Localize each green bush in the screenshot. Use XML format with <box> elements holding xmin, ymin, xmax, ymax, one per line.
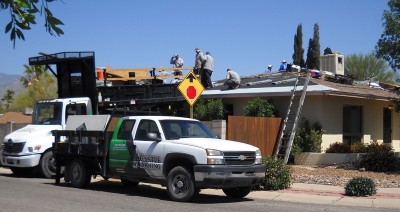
<box><xmin>325</xmin><ymin>142</ymin><xmax>352</xmax><ymax>153</ymax></box>
<box><xmin>194</xmin><ymin>99</ymin><xmax>224</xmax><ymax>121</ymax></box>
<box><xmin>358</xmin><ymin>142</ymin><xmax>400</xmax><ymax>172</ymax></box>
<box><xmin>257</xmin><ymin>156</ymin><xmax>292</xmax><ymax>190</ymax></box>
<box><xmin>345</xmin><ymin>177</ymin><xmax>377</xmax><ymax>196</ymax></box>
<box><xmin>293</xmin><ymin>118</ymin><xmax>323</xmax><ymax>153</ymax></box>
<box><xmin>243</xmin><ymin>97</ymin><xmax>277</xmax><ymax>117</ymax></box>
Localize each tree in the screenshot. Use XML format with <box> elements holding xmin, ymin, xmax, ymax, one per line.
<box><xmin>292</xmin><ymin>24</ymin><xmax>305</xmax><ymax>67</ymax></box>
<box><xmin>345</xmin><ymin>53</ymin><xmax>396</xmax><ymax>83</ymax></box>
<box><xmin>12</xmin><ymin>65</ymin><xmax>57</xmax><ymax>110</ymax></box>
<box><xmin>19</xmin><ymin>64</ymin><xmax>46</xmax><ymax>87</ymax></box>
<box><xmin>1</xmin><ymin>0</ymin><xmax>64</xmax><ymax>47</ymax></box>
<box><xmin>1</xmin><ymin>89</ymin><xmax>15</xmax><ymax>110</ymax></box>
<box><xmin>375</xmin><ymin>0</ymin><xmax>400</xmax><ymax>72</ymax></box>
<box><xmin>306</xmin><ymin>23</ymin><xmax>321</xmax><ymax>69</ymax></box>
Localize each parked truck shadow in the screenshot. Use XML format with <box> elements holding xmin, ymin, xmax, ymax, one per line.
<box><xmin>48</xmin><ymin>179</ymin><xmax>253</xmax><ymax>204</ymax></box>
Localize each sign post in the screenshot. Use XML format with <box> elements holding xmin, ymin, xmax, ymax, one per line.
<box><xmin>178</xmin><ymin>72</ymin><xmax>204</xmax><ymax>118</ymax></box>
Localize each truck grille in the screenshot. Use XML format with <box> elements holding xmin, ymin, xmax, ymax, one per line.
<box><xmin>2</xmin><ymin>141</ymin><xmax>26</xmax><ymax>153</ymax></box>
<box><xmin>223</xmin><ymin>152</ymin><xmax>255</xmax><ymax>165</ymax></box>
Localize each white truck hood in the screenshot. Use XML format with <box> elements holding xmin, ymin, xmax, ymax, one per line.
<box><xmin>4</xmin><ymin>124</ymin><xmax>62</xmax><ymax>143</ymax></box>
<box><xmin>172</xmin><ymin>138</ymin><xmax>259</xmax><ymax>152</ymax></box>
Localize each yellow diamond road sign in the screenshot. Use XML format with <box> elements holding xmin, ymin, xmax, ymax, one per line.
<box><xmin>178</xmin><ymin>71</ymin><xmax>204</xmax><ymax>106</ymax></box>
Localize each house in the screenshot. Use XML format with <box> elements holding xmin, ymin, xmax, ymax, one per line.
<box><xmin>201</xmin><ymin>71</ymin><xmax>400</xmax><ymax>152</ymax></box>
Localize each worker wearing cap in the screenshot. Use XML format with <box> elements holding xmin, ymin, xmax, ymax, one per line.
<box><xmin>170</xmin><ymin>53</ymin><xmax>184</xmax><ymax>76</ymax></box>
<box><xmin>194</xmin><ymin>48</ymin><xmax>205</xmax><ymax>76</ymax></box>
<box><xmin>279</xmin><ymin>60</ymin><xmax>287</xmax><ymax>71</ymax></box>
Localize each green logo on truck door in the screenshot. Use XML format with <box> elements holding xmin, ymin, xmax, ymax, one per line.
<box><xmin>109</xmin><ymin>119</ymin><xmax>135</xmax><ymax>173</ymax></box>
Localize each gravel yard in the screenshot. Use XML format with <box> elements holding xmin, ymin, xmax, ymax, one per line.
<box><xmin>291</xmin><ymin>164</ymin><xmax>400</xmax><ymax>188</ymax></box>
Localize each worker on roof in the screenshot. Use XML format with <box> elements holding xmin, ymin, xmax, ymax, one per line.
<box><xmin>170</xmin><ymin>53</ymin><xmax>184</xmax><ymax>76</ymax></box>
<box><xmin>224</xmin><ymin>68</ymin><xmax>240</xmax><ymax>90</ymax></box>
<box><xmin>267</xmin><ymin>64</ymin><xmax>273</xmax><ymax>72</ymax></box>
<box><xmin>202</xmin><ymin>52</ymin><xmax>214</xmax><ymax>89</ymax></box>
<box><xmin>279</xmin><ymin>60</ymin><xmax>287</xmax><ymax>71</ymax></box>
<box><xmin>194</xmin><ymin>48</ymin><xmax>205</xmax><ymax>77</ymax></box>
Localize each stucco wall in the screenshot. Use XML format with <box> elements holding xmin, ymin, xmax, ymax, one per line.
<box><xmin>222</xmin><ymin>94</ymin><xmax>400</xmax><ymax>152</ymax></box>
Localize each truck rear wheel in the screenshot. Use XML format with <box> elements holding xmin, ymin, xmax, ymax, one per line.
<box><xmin>10</xmin><ymin>167</ymin><xmax>34</xmax><ymax>177</ymax></box>
<box><xmin>69</xmin><ymin>159</ymin><xmax>92</xmax><ymax>188</ymax></box>
<box><xmin>222</xmin><ymin>186</ymin><xmax>252</xmax><ymax>198</ymax></box>
<box><xmin>166</xmin><ymin>166</ymin><xmax>196</xmax><ymax>202</ymax></box>
<box><xmin>39</xmin><ymin>150</ymin><xmax>57</xmax><ymax>179</ymax></box>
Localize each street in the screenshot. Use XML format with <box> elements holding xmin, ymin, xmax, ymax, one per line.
<box><xmin>0</xmin><ymin>168</ymin><xmax>396</xmax><ymax>212</ymax></box>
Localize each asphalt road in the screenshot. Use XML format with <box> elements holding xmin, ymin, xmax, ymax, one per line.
<box><xmin>0</xmin><ymin>167</ymin><xmax>394</xmax><ymax>212</ymax></box>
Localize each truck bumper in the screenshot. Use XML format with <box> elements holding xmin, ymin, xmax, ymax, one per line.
<box><xmin>193</xmin><ymin>164</ymin><xmax>266</xmax><ymax>188</ymax></box>
<box><xmin>1</xmin><ymin>154</ymin><xmax>41</xmax><ymax>168</ymax></box>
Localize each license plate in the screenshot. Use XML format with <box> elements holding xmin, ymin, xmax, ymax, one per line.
<box><xmin>6</xmin><ymin>159</ymin><xmax>14</xmax><ymax>165</ymax></box>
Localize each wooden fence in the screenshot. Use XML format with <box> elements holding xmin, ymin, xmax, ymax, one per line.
<box><xmin>227</xmin><ymin>116</ymin><xmax>282</xmax><ymax>156</ymax></box>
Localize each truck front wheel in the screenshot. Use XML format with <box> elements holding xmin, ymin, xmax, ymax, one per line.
<box><xmin>39</xmin><ymin>150</ymin><xmax>57</xmax><ymax>179</ymax></box>
<box><xmin>69</xmin><ymin>159</ymin><xmax>92</xmax><ymax>188</ymax></box>
<box><xmin>166</xmin><ymin>166</ymin><xmax>196</xmax><ymax>202</ymax></box>
<box><xmin>222</xmin><ymin>186</ymin><xmax>252</xmax><ymax>198</ymax></box>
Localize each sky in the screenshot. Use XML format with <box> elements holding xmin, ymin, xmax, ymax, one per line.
<box><xmin>0</xmin><ymin>0</ymin><xmax>389</xmax><ymax>81</ymax></box>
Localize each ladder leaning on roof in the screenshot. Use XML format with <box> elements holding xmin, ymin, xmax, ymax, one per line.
<box><xmin>274</xmin><ymin>67</ymin><xmax>311</xmax><ymax>164</ymax></box>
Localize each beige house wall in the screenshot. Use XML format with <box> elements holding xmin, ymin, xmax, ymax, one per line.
<box><xmin>222</xmin><ymin>94</ymin><xmax>400</xmax><ymax>152</ymax></box>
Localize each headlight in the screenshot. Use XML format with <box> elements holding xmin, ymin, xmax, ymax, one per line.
<box><xmin>28</xmin><ymin>145</ymin><xmax>42</xmax><ymax>152</ymax></box>
<box><xmin>206</xmin><ymin>149</ymin><xmax>223</xmax><ymax>156</ymax></box>
<box><xmin>206</xmin><ymin>149</ymin><xmax>225</xmax><ymax>165</ymax></box>
<box><xmin>255</xmin><ymin>149</ymin><xmax>262</xmax><ymax>164</ymax></box>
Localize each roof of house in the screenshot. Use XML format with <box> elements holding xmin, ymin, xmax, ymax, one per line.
<box><xmin>203</xmin><ymin>71</ymin><xmax>399</xmax><ymax>101</ymax></box>
<box><xmin>0</xmin><ymin>112</ymin><xmax>32</xmax><ymax>124</ymax></box>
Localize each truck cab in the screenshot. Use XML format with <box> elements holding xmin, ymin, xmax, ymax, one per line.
<box><xmin>1</xmin><ymin>97</ymin><xmax>92</xmax><ymax>178</ymax></box>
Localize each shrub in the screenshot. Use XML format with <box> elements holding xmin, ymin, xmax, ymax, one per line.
<box><xmin>345</xmin><ymin>177</ymin><xmax>377</xmax><ymax>196</ymax></box>
<box><xmin>194</xmin><ymin>99</ymin><xmax>224</xmax><ymax>121</ymax></box>
<box><xmin>358</xmin><ymin>142</ymin><xmax>400</xmax><ymax>172</ymax></box>
<box><xmin>350</xmin><ymin>142</ymin><xmax>367</xmax><ymax>153</ymax></box>
<box><xmin>293</xmin><ymin>118</ymin><xmax>323</xmax><ymax>153</ymax></box>
<box><xmin>257</xmin><ymin>156</ymin><xmax>292</xmax><ymax>190</ymax></box>
<box><xmin>325</xmin><ymin>142</ymin><xmax>352</xmax><ymax>153</ymax></box>
<box><xmin>243</xmin><ymin>97</ymin><xmax>277</xmax><ymax>117</ymax></box>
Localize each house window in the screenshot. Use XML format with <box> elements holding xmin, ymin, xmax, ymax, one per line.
<box><xmin>343</xmin><ymin>105</ymin><xmax>363</xmax><ymax>145</ymax></box>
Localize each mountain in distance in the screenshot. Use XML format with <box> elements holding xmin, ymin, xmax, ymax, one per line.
<box><xmin>0</xmin><ymin>72</ymin><xmax>24</xmax><ymax>98</ymax></box>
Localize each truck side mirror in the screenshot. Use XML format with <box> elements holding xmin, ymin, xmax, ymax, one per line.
<box><xmin>146</xmin><ymin>132</ymin><xmax>161</xmax><ymax>142</ymax></box>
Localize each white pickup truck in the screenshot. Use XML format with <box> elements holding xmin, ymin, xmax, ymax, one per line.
<box><xmin>1</xmin><ymin>97</ymin><xmax>92</xmax><ymax>178</ymax></box>
<box><xmin>52</xmin><ymin>115</ymin><xmax>266</xmax><ymax>202</ymax></box>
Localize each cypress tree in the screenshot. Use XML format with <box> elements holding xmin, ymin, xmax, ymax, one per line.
<box><xmin>306</xmin><ymin>23</ymin><xmax>321</xmax><ymax>69</ymax></box>
<box><xmin>312</xmin><ymin>23</ymin><xmax>321</xmax><ymax>69</ymax></box>
<box><xmin>292</xmin><ymin>24</ymin><xmax>305</xmax><ymax>67</ymax></box>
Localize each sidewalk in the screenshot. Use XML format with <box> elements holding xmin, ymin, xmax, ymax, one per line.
<box><xmin>200</xmin><ymin>183</ymin><xmax>400</xmax><ymax>209</ymax></box>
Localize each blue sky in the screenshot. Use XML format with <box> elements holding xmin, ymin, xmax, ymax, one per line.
<box><xmin>0</xmin><ymin>0</ymin><xmax>389</xmax><ymax>81</ymax></box>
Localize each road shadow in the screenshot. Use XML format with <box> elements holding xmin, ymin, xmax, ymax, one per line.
<box><xmin>46</xmin><ymin>179</ymin><xmax>253</xmax><ymax>204</ymax></box>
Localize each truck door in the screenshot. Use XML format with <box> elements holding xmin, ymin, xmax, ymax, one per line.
<box><xmin>109</xmin><ymin>119</ymin><xmax>136</xmax><ymax>175</ymax></box>
<box><xmin>132</xmin><ymin>119</ymin><xmax>165</xmax><ymax>178</ymax></box>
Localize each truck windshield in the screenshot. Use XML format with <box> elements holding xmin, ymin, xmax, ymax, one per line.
<box><xmin>32</xmin><ymin>102</ymin><xmax>62</xmax><ymax>125</ymax></box>
<box><xmin>160</xmin><ymin>120</ymin><xmax>216</xmax><ymax>140</ymax></box>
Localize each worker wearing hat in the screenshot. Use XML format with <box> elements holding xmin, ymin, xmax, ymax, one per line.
<box><xmin>170</xmin><ymin>53</ymin><xmax>184</xmax><ymax>76</ymax></box>
<box><xmin>194</xmin><ymin>48</ymin><xmax>205</xmax><ymax>77</ymax></box>
<box><xmin>279</xmin><ymin>60</ymin><xmax>287</xmax><ymax>71</ymax></box>
<box><xmin>267</xmin><ymin>64</ymin><xmax>273</xmax><ymax>72</ymax></box>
